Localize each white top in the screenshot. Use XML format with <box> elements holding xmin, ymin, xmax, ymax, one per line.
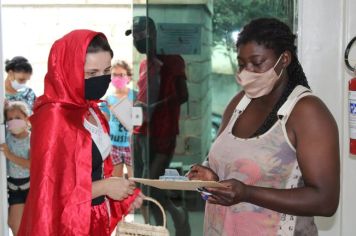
<box><xmin>83</xmin><ymin>108</ymin><xmax>111</xmax><ymax>160</ymax></box>
<box><xmin>205</xmin><ymin>85</ymin><xmax>318</xmax><ymax>236</ymax></box>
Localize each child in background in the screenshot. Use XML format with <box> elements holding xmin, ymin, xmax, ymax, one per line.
<box><xmin>4</xmin><ymin>56</ymin><xmax>36</xmax><ymax>112</ymax></box>
<box><xmin>0</xmin><ymin>101</ymin><xmax>31</xmax><ymax>236</ymax></box>
<box><xmin>102</xmin><ymin>60</ymin><xmax>134</xmax><ymax>177</ymax></box>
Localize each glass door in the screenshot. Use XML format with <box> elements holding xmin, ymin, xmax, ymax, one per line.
<box><xmin>130</xmin><ymin>0</ymin><xmax>297</xmax><ymax>235</ymax></box>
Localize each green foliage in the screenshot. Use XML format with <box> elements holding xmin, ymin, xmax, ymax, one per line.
<box><xmin>213</xmin><ymin>0</ymin><xmax>296</xmax><ymax>46</ymax></box>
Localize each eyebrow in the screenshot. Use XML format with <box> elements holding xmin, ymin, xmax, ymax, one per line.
<box><xmin>237</xmin><ymin>54</ymin><xmax>264</xmax><ymax>60</ymax></box>
<box><xmin>85</xmin><ymin>68</ymin><xmax>99</xmax><ymax>72</ymax></box>
<box><xmin>85</xmin><ymin>66</ymin><xmax>112</xmax><ymax>72</ymax></box>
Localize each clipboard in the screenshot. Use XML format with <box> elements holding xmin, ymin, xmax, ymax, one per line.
<box><xmin>110</xmin><ymin>97</ymin><xmax>143</xmax><ymax>131</ymax></box>
<box><xmin>130</xmin><ymin>177</ymin><xmax>225</xmax><ymax>191</ymax></box>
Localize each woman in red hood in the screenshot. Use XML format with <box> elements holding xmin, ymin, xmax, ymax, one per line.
<box><xmin>18</xmin><ymin>30</ymin><xmax>143</xmax><ymax>236</ymax></box>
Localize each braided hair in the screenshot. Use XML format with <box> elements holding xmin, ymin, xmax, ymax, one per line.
<box><xmin>236</xmin><ymin>18</ymin><xmax>310</xmax><ymax>136</ymax></box>
<box><xmin>5</xmin><ymin>56</ymin><xmax>32</xmax><ymax>74</ymax></box>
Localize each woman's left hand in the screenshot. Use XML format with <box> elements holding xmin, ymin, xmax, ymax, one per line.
<box><xmin>206</xmin><ymin>179</ymin><xmax>248</xmax><ymax>206</ymax></box>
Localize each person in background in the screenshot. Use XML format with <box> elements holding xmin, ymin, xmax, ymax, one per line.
<box><xmin>187</xmin><ymin>18</ymin><xmax>340</xmax><ymax>236</ymax></box>
<box><xmin>126</xmin><ymin>16</ymin><xmax>190</xmax><ymax>236</ymax></box>
<box><xmin>0</xmin><ymin>101</ymin><xmax>31</xmax><ymax>236</ymax></box>
<box><xmin>18</xmin><ymin>30</ymin><xmax>143</xmax><ymax>236</ymax></box>
<box><xmin>101</xmin><ymin>60</ymin><xmax>134</xmax><ymax>178</ymax></box>
<box><xmin>4</xmin><ymin>56</ymin><xmax>36</xmax><ymax>112</ymax></box>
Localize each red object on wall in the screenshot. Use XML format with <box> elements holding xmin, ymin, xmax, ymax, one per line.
<box><xmin>346</xmin><ymin>36</ymin><xmax>356</xmax><ymax>154</ymax></box>
<box><xmin>349</xmin><ymin>78</ymin><xmax>356</xmax><ymax>154</ymax></box>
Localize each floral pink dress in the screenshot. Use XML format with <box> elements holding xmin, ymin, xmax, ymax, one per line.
<box><xmin>205</xmin><ymin>86</ymin><xmax>318</xmax><ymax>236</ymax></box>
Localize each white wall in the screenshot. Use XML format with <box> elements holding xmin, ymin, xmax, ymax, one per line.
<box><xmin>340</xmin><ymin>0</ymin><xmax>356</xmax><ymax>235</ymax></box>
<box><xmin>298</xmin><ymin>0</ymin><xmax>356</xmax><ymax>235</ymax></box>
<box><xmin>1</xmin><ymin>3</ymin><xmax>134</xmax><ymax>97</ymax></box>
<box><xmin>0</xmin><ymin>1</ymin><xmax>8</xmax><ymax>235</ymax></box>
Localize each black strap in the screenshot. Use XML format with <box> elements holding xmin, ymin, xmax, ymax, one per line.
<box><xmin>345</xmin><ymin>36</ymin><xmax>356</xmax><ymax>72</ymax></box>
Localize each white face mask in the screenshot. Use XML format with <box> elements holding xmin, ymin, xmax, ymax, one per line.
<box><xmin>236</xmin><ymin>55</ymin><xmax>284</xmax><ymax>98</ymax></box>
<box><xmin>11</xmin><ymin>80</ymin><xmax>27</xmax><ymax>91</ymax></box>
<box><xmin>7</xmin><ymin>119</ymin><xmax>28</xmax><ymax>135</ymax></box>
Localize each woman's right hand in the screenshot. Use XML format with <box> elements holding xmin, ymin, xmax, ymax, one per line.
<box><xmin>104</xmin><ymin>177</ymin><xmax>136</xmax><ymax>201</ymax></box>
<box><xmin>186</xmin><ymin>164</ymin><xmax>219</xmax><ymax>181</ymax></box>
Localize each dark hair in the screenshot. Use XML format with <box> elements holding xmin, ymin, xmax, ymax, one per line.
<box><xmin>236</xmin><ymin>18</ymin><xmax>310</xmax><ymax>136</ymax></box>
<box><xmin>5</xmin><ymin>56</ymin><xmax>32</xmax><ymax>74</ymax></box>
<box><xmin>87</xmin><ymin>35</ymin><xmax>114</xmax><ymax>58</ymax></box>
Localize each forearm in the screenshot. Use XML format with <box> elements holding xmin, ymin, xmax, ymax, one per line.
<box><xmin>142</xmin><ymin>95</ymin><xmax>180</xmax><ymax>111</ymax></box>
<box><xmin>245</xmin><ymin>185</ymin><xmax>338</xmax><ymax>216</ymax></box>
<box><xmin>92</xmin><ymin>179</ymin><xmax>107</xmax><ymax>199</ymax></box>
<box><xmin>169</xmin><ymin>91</ymin><xmax>188</xmax><ymax>106</ymax></box>
<box><xmin>148</xmin><ymin>95</ymin><xmax>173</xmax><ymax>108</ymax></box>
<box><xmin>7</xmin><ymin>153</ymin><xmax>30</xmax><ymax>169</ymax></box>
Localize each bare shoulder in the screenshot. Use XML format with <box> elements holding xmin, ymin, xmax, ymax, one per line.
<box><xmin>288</xmin><ymin>94</ymin><xmax>339</xmax><ymax>139</ymax></box>
<box><xmin>290</xmin><ymin>95</ymin><xmax>336</xmax><ymax>123</ymax></box>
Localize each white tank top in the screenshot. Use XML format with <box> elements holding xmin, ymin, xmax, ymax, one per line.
<box><xmin>205</xmin><ymin>85</ymin><xmax>318</xmax><ymax>236</ymax></box>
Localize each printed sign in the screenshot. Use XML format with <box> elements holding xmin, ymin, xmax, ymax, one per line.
<box><xmin>156</xmin><ymin>23</ymin><xmax>201</xmax><ymax>55</ymax></box>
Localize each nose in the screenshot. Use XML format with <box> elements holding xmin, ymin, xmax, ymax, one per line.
<box><xmin>244</xmin><ymin>63</ymin><xmax>256</xmax><ymax>72</ymax></box>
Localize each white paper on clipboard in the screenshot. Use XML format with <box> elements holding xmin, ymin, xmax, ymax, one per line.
<box><xmin>110</xmin><ymin>97</ymin><xmax>143</xmax><ymax>131</ymax></box>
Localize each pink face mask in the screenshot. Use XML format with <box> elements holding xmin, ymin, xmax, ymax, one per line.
<box><xmin>111</xmin><ymin>76</ymin><xmax>130</xmax><ymax>89</ymax></box>
<box><xmin>7</xmin><ymin>119</ymin><xmax>27</xmax><ymax>135</ymax></box>
<box><xmin>236</xmin><ymin>55</ymin><xmax>284</xmax><ymax>98</ymax></box>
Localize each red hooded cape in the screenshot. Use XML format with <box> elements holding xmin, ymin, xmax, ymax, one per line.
<box><xmin>18</xmin><ymin>30</ymin><xmax>139</xmax><ymax>236</ymax></box>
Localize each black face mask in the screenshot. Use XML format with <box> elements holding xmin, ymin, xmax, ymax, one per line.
<box><xmin>134</xmin><ymin>38</ymin><xmax>147</xmax><ymax>54</ymax></box>
<box><xmin>84</xmin><ymin>74</ymin><xmax>111</xmax><ymax>100</ymax></box>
